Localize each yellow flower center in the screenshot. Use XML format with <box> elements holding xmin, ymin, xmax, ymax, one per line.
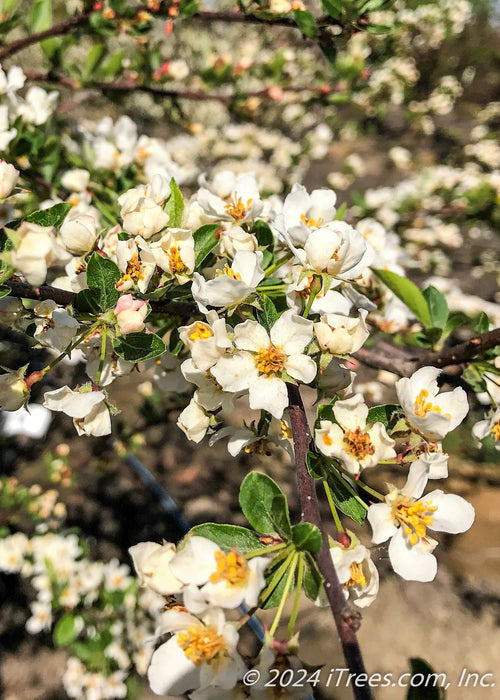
<box><xmin>414</xmin><ymin>389</ymin><xmax>450</xmax><ymax>419</ymax></box>
<box><xmin>300</xmin><ymin>213</ymin><xmax>324</xmax><ymax>228</ymax></box>
<box><xmin>392</xmin><ymin>497</ymin><xmax>437</xmax><ymax>546</ymax></box>
<box><xmin>125</xmin><ymin>253</ymin><xmax>142</xmax><ymax>281</ymax></box>
<box><xmin>224</xmin><ymin>195</ymin><xmax>253</xmax><ymax>222</ymax></box>
<box><xmin>189</xmin><ymin>323</ymin><xmax>214</xmax><ymax>342</ymax></box>
<box><xmin>345</xmin><ymin>561</ymin><xmax>366</xmax><ymax>588</ymax></box>
<box><xmin>210</xmin><ymin>549</ymin><xmax>249</xmax><ymax>586</ymax></box>
<box><xmin>281</xmin><ymin>420</ymin><xmax>291</xmax><ymax>439</ymax></box>
<box><xmin>215</xmin><ymin>263</ymin><xmax>242</xmax><ymax>281</ymax></box>
<box><xmin>68</xmin><ymin>193</ymin><xmax>80</xmax><ymax>207</ymax></box>
<box><xmin>168</xmin><ymin>245</ymin><xmax>187</xmax><ymax>274</ymax></box>
<box><xmin>205</xmin><ymin>369</ymin><xmax>222</xmax><ymax>391</ymax></box>
<box><xmin>177</xmin><ymin>625</ymin><xmax>226</xmax><ymax>665</ymax></box>
<box><xmin>491</xmin><ymin>422</ymin><xmax>500</xmax><ymax>441</ymax></box>
<box><xmin>343</xmin><ymin>427</ymin><xmax>375</xmax><ymax>459</ymax></box>
<box><xmin>255</xmin><ymin>345</ymin><xmax>285</xmax><ymax>375</ymax></box>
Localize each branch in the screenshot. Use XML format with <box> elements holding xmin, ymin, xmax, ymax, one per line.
<box><xmin>23</xmin><ymin>71</ymin><xmax>334</xmax><ymax>104</ymax></box>
<box><xmin>5</xmin><ymin>280</ymin><xmax>195</xmax><ymax>318</ymax></box>
<box><xmin>193</xmin><ymin>10</ymin><xmax>343</xmax><ymax>30</ymax></box>
<box><xmin>287</xmin><ymin>383</ymin><xmax>373</xmax><ymax>700</ymax></box>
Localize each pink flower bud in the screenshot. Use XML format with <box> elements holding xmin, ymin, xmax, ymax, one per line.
<box><xmin>114</xmin><ymin>295</ymin><xmax>148</xmax><ymax>335</ymax></box>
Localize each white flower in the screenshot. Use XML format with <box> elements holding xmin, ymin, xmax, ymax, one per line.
<box><xmin>11</xmin><ymin>222</ymin><xmax>69</xmax><ymax>287</ymax></box>
<box><xmin>367</xmin><ymin>460</ymin><xmax>475</xmax><ymax>582</ymax></box>
<box><xmin>43</xmin><ymin>385</ymin><xmax>111</xmax><ymax>436</ymax></box>
<box><xmin>177</xmin><ymin>397</ymin><xmax>210</xmax><ymax>443</ymax></box>
<box><xmin>218</xmin><ymin>224</ymin><xmax>258</xmax><ymax>258</ymax></box>
<box><xmin>418</xmin><ymin>447</ymin><xmax>449</xmax><ymax>479</ymax></box>
<box><xmin>83</xmin><ymin>335</ymin><xmax>133</xmax><ymax>387</ymax></box>
<box><xmin>192</xmin><ymin>251</ymin><xmax>265</xmax><ymax>312</ymax></box>
<box><xmin>326</xmin><ymin>535</ymin><xmax>379</xmax><ymax>608</ymax></box>
<box><xmin>0</xmin><ymin>369</ymin><xmax>28</xmax><ymax>411</ymax></box>
<box><xmin>212</xmin><ymin>310</ymin><xmax>316</xmax><ymax>419</ymax></box>
<box><xmin>26</xmin><ymin>601</ymin><xmax>52</xmax><ymax>634</ymax></box>
<box><xmin>179</xmin><ymin>311</ymin><xmax>232</xmax><ymax>371</ymax></box>
<box><xmin>396</xmin><ymin>366</ymin><xmax>468</xmax><ymax>441</ymax></box>
<box><xmin>15</xmin><ymin>86</ymin><xmax>58</xmax><ymax>125</ymax></box>
<box><xmin>170</xmin><ymin>536</ymin><xmax>269</xmax><ymax>611</ymax></box>
<box><xmin>114</xmin><ymin>295</ymin><xmax>148</xmax><ymax>335</ymax></box>
<box><xmin>473</xmin><ymin>408</ymin><xmax>500</xmax><ymax>450</ymax></box>
<box><xmin>115</xmin><ymin>236</ymin><xmax>156</xmax><ymax>293</ymax></box>
<box><xmin>150</xmin><ymin>228</ymin><xmax>195</xmax><ymax>284</ymax></box>
<box><xmin>197</xmin><ymin>172</ymin><xmax>263</xmax><ymax>224</ymax></box>
<box><xmin>60</xmin><ymin>215</ymin><xmax>98</xmax><ymax>255</ymax></box>
<box><xmin>181</xmin><ymin>360</ymin><xmax>234</xmax><ymax>412</ymax></box>
<box><xmin>272</xmin><ymin>183</ymin><xmax>337</xmax><ymax>246</ymax></box>
<box><xmin>0</xmin><ymin>65</ymin><xmax>25</xmax><ymax>95</ymax></box>
<box><xmin>314</xmin><ymin>309</ymin><xmax>369</xmax><ymax>355</ymax></box>
<box><xmin>129</xmin><ymin>541</ymin><xmax>184</xmax><ymax>596</ymax></box>
<box><xmin>148</xmin><ymin>607</ymin><xmax>244</xmax><ymax>696</ymax></box>
<box><xmin>0</xmin><ymin>160</ymin><xmax>19</xmax><ymax>199</ymax></box>
<box><xmin>315</xmin><ymin>394</ymin><xmax>396</xmax><ymax>475</ymax></box>
<box><xmin>118</xmin><ymin>176</ymin><xmax>170</xmax><ymax>239</ymax></box>
<box><xmin>34</xmin><ymin>300</ymin><xmax>79</xmax><ymax>352</ymax></box>
<box><xmin>285</xmin><ymin>267</ymin><xmax>353</xmax><ymax>316</ymax></box>
<box><xmin>61</xmin><ymin>169</ymin><xmax>90</xmax><ymax>192</ymax></box>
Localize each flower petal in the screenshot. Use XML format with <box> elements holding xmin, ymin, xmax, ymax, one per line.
<box><xmin>388</xmin><ymin>528</ymin><xmax>437</xmax><ymax>582</ymax></box>
<box><xmin>426</xmin><ymin>491</ymin><xmax>475</xmax><ymax>534</ymax></box>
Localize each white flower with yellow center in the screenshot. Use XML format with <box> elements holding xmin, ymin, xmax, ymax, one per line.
<box><xmin>181</xmin><ymin>359</ymin><xmax>235</xmax><ymax>412</ymax></box>
<box><xmin>473</xmin><ymin>408</ymin><xmax>500</xmax><ymax>451</ymax></box>
<box><xmin>218</xmin><ymin>223</ymin><xmax>258</xmax><ymax>258</ymax></box>
<box><xmin>314</xmin><ymin>309</ymin><xmax>369</xmax><ymax>355</ymax></box>
<box><xmin>150</xmin><ymin>228</ymin><xmax>195</xmax><ymax>284</ymax></box>
<box><xmin>148</xmin><ymin>607</ymin><xmax>244</xmax><ymax>696</ymax></box>
<box><xmin>315</xmin><ymin>394</ymin><xmax>396</xmax><ymax>475</ymax></box>
<box><xmin>179</xmin><ymin>311</ymin><xmax>232</xmax><ymax>371</ymax></box>
<box><xmin>272</xmin><ymin>183</ymin><xmax>337</xmax><ymax>246</ymax></box>
<box><xmin>11</xmin><ymin>221</ymin><xmax>70</xmax><ymax>287</ymax></box>
<box><xmin>192</xmin><ymin>251</ymin><xmax>265</xmax><ymax>313</ymax></box>
<box><xmin>396</xmin><ymin>366</ymin><xmax>468</xmax><ymax>441</ymax></box>
<box><xmin>368</xmin><ymin>460</ymin><xmax>475</xmax><ymax>581</ymax></box>
<box><xmin>326</xmin><ymin>534</ymin><xmax>379</xmax><ymax>608</ymax></box>
<box><xmin>118</xmin><ymin>175</ymin><xmax>170</xmax><ymax>239</ymax></box>
<box><xmin>211</xmin><ymin>310</ymin><xmax>316</xmax><ymax>419</ymax></box>
<box><xmin>115</xmin><ymin>236</ymin><xmax>156</xmax><ymax>293</ymax></box>
<box><xmin>129</xmin><ymin>541</ymin><xmax>184</xmax><ymax>596</ymax></box>
<box><xmin>197</xmin><ymin>172</ymin><xmax>263</xmax><ymax>224</ymax></box>
<box><xmin>177</xmin><ymin>397</ymin><xmax>210</xmax><ymax>443</ymax></box>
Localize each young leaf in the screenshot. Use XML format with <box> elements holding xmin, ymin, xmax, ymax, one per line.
<box><xmin>193</xmin><ymin>224</ymin><xmax>220</xmax><ymax>268</ymax></box>
<box><xmin>26</xmin><ymin>202</ymin><xmax>72</xmax><ymax>229</ymax></box>
<box><xmin>291</xmin><ymin>522</ymin><xmax>322</xmax><ymax>554</ymax></box>
<box><xmin>164</xmin><ymin>178</ymin><xmax>184</xmax><ymax>229</ymax></box>
<box><xmin>87</xmin><ymin>253</ymin><xmax>121</xmax><ymax>310</ymax></box>
<box><xmin>314</xmin><ymin>396</ymin><xmax>340</xmax><ymax>428</ymax></box>
<box><xmin>261</xmin><ymin>566</ymin><xmax>289</xmax><ymax>610</ymax></box>
<box><xmin>372</xmin><ymin>268</ymin><xmax>431</xmax><ymax>328</ymax></box>
<box><xmin>423</xmin><ymin>286</ymin><xmax>449</xmax><ymax>330</ymax></box>
<box><xmin>189</xmin><ymin>523</ymin><xmax>265</xmax><ymax>554</ymax></box>
<box><xmin>294</xmin><ymin>10</ymin><xmax>317</xmax><ymax>37</ymax></box>
<box><xmin>257</xmin><ymin>295</ymin><xmax>279</xmax><ymax>333</ymax></box>
<box><xmin>53</xmin><ymin>614</ymin><xmax>77</xmax><ymax>647</ymax></box>
<box><xmin>113</xmin><ymin>332</ymin><xmax>166</xmax><ymax>362</ymax></box>
<box><xmin>239</xmin><ymin>472</ymin><xmax>292</xmax><ymax>538</ymax></box>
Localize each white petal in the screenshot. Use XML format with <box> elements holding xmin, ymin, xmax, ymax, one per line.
<box><xmin>426</xmin><ymin>491</ymin><xmax>475</xmax><ymax>534</ymax></box>
<box><xmin>43</xmin><ymin>386</ymin><xmax>105</xmax><ymax>418</ymax></box>
<box><xmin>148</xmin><ymin>637</ymin><xmax>200</xmax><ymax>696</ymax></box>
<box><xmin>388</xmin><ymin>528</ymin><xmax>437</xmax><ymax>582</ymax></box>
<box><xmin>285</xmin><ymin>354</ymin><xmax>317</xmax><ymax>384</ymax></box>
<box><xmin>402</xmin><ymin>459</ymin><xmax>429</xmax><ymax>499</ymax></box>
<box><xmin>367</xmin><ymin>503</ymin><xmax>397</xmax><ymax>544</ymax></box>
<box><xmin>234</xmin><ymin>319</ymin><xmax>269</xmax><ymax>352</ymax></box>
<box><xmin>170</xmin><ymin>537</ymin><xmax>220</xmax><ymax>585</ymax></box>
<box><xmin>270</xmin><ymin>310</ymin><xmax>313</xmax><ymax>355</ymax></box>
<box><xmin>248</xmin><ymin>375</ymin><xmax>288</xmax><ymax>419</ymax></box>
<box><xmin>333</xmin><ymin>394</ymin><xmax>368</xmax><ymax>432</ymax></box>
<box><xmin>212</xmin><ymin>353</ymin><xmax>257</xmax><ymax>393</ymax></box>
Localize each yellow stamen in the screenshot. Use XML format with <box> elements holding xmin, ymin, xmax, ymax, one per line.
<box><xmin>125</xmin><ymin>253</ymin><xmax>142</xmax><ymax>281</ymax></box>
<box><xmin>168</xmin><ymin>245</ymin><xmax>187</xmax><ymax>274</ymax></box>
<box><xmin>300</xmin><ymin>213</ymin><xmax>324</xmax><ymax>228</ymax></box>
<box><xmin>224</xmin><ymin>195</ymin><xmax>253</xmax><ymax>222</ymax></box>
<box><xmin>322</xmin><ymin>433</ymin><xmax>333</xmax><ymax>446</ymax></box>
<box><xmin>345</xmin><ymin>561</ymin><xmax>366</xmax><ymax>588</ymax></box>
<box><xmin>491</xmin><ymin>422</ymin><xmax>500</xmax><ymax>441</ymax></box>
<box><xmin>414</xmin><ymin>389</ymin><xmax>451</xmax><ymax>419</ymax></box>
<box><xmin>210</xmin><ymin>549</ymin><xmax>249</xmax><ymax>586</ymax></box>
<box><xmin>177</xmin><ymin>625</ymin><xmax>226</xmax><ymax>665</ymax></box>
<box><xmin>343</xmin><ymin>427</ymin><xmax>375</xmax><ymax>459</ymax></box>
<box><xmin>392</xmin><ymin>497</ymin><xmax>438</xmax><ymax>547</ymax></box>
<box><xmin>255</xmin><ymin>345</ymin><xmax>285</xmax><ymax>375</ymax></box>
<box><xmin>189</xmin><ymin>323</ymin><xmax>214</xmax><ymax>342</ymax></box>
<box><xmin>215</xmin><ymin>263</ymin><xmax>242</xmax><ymax>281</ymax></box>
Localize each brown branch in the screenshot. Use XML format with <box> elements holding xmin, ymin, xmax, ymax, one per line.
<box><xmin>5</xmin><ymin>280</ymin><xmax>195</xmax><ymax>317</ymax></box>
<box><xmin>422</xmin><ymin>327</ymin><xmax>500</xmax><ymax>369</ymax></box>
<box><xmin>23</xmin><ymin>71</ymin><xmax>333</xmax><ymax>104</ymax></box>
<box><xmin>193</xmin><ymin>10</ymin><xmax>343</xmax><ymax>30</ymax></box>
<box><xmin>287</xmin><ymin>383</ymin><xmax>373</xmax><ymax>700</ymax></box>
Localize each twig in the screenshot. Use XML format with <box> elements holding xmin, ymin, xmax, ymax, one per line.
<box><xmin>287</xmin><ymin>383</ymin><xmax>373</xmax><ymax>700</ymax></box>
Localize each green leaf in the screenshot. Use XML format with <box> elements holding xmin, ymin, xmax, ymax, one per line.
<box><xmin>474</xmin><ymin>312</ymin><xmax>489</xmax><ymax>334</ymax></box>
<box><xmin>261</xmin><ymin>566</ymin><xmax>289</xmax><ymax>609</ymax></box>
<box><xmin>193</xmin><ymin>224</ymin><xmax>220</xmax><ymax>268</ymax></box>
<box><xmin>29</xmin><ymin>0</ymin><xmax>51</xmax><ymax>32</ymax></box>
<box><xmin>164</xmin><ymin>178</ymin><xmax>184</xmax><ymax>228</ymax></box>
<box><xmin>239</xmin><ymin>472</ymin><xmax>292</xmax><ymax>538</ymax></box>
<box><xmin>334</xmin><ymin>202</ymin><xmax>347</xmax><ymax>221</ymax></box>
<box><xmin>406</xmin><ymin>658</ymin><xmax>446</xmax><ymax>699</ymax></box>
<box><xmin>254</xmin><ymin>219</ymin><xmax>275</xmax><ymax>269</ymax></box>
<box><xmin>321</xmin><ymin>0</ymin><xmax>342</xmax><ymax>19</ymax></box>
<box><xmin>423</xmin><ymin>286</ymin><xmax>449</xmax><ymax>330</ymax></box>
<box><xmin>257</xmin><ymin>295</ymin><xmax>279</xmax><ymax>333</ymax></box>
<box><xmin>294</xmin><ymin>10</ymin><xmax>317</xmax><ymax>37</ymax></box>
<box><xmin>314</xmin><ymin>396</ymin><xmax>340</xmax><ymax>428</ymax></box>
<box><xmin>306</xmin><ymin>451</ymin><xmax>324</xmax><ymax>480</ymax></box>
<box><xmin>75</xmin><ymin>289</ymin><xmax>101</xmax><ymax>314</ymax></box>
<box><xmin>366</xmin><ymin>404</ymin><xmax>403</xmax><ymax>431</ymax></box>
<box><xmin>84</xmin><ymin>43</ymin><xmax>105</xmax><ymax>78</ymax></box>
<box><xmin>99</xmin><ymin>50</ymin><xmax>124</xmax><ymax>80</ymax></box>
<box><xmin>461</xmin><ymin>365</ymin><xmax>486</xmax><ymax>394</ymax></box>
<box><xmin>0</xmin><ymin>286</ymin><xmax>10</xmax><ymax>299</ymax></box>
<box><xmin>26</xmin><ymin>202</ymin><xmax>72</xmax><ymax>229</ymax></box>
<box><xmin>372</xmin><ymin>268</ymin><xmax>431</xmax><ymax>328</ymax></box>
<box><xmin>113</xmin><ymin>332</ymin><xmax>166</xmax><ymax>362</ymax></box>
<box><xmin>303</xmin><ymin>552</ymin><xmax>323</xmax><ymax>601</ymax></box>
<box><xmin>291</xmin><ymin>522</ymin><xmax>322</xmax><ymax>554</ymax></box>
<box><xmin>324</xmin><ymin>468</ymin><xmax>366</xmax><ymax>523</ymax></box>
<box><xmin>53</xmin><ymin>614</ymin><xmax>77</xmax><ymax>647</ymax></box>
<box><xmin>86</xmin><ymin>253</ymin><xmax>121</xmax><ymax>310</ymax></box>
<box><xmin>189</xmin><ymin>523</ymin><xmax>265</xmax><ymax>554</ymax></box>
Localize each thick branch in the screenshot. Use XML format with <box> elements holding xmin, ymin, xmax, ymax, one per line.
<box><xmin>422</xmin><ymin>327</ymin><xmax>500</xmax><ymax>369</ymax></box>
<box><xmin>5</xmin><ymin>280</ymin><xmax>195</xmax><ymax>317</ymax></box>
<box><xmin>287</xmin><ymin>383</ymin><xmax>373</xmax><ymax>700</ymax></box>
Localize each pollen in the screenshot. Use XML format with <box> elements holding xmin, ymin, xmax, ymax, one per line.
<box><xmin>125</xmin><ymin>253</ymin><xmax>142</xmax><ymax>281</ymax></box>
<box><xmin>210</xmin><ymin>549</ymin><xmax>249</xmax><ymax>586</ymax></box>
<box><xmin>345</xmin><ymin>561</ymin><xmax>366</xmax><ymax>588</ymax></box>
<box><xmin>189</xmin><ymin>322</ymin><xmax>214</xmax><ymax>341</ymax></box>
<box><xmin>224</xmin><ymin>195</ymin><xmax>253</xmax><ymax>222</ymax></box>
<box><xmin>343</xmin><ymin>427</ymin><xmax>375</xmax><ymax>459</ymax></box>
<box><xmin>255</xmin><ymin>344</ymin><xmax>285</xmax><ymax>375</ymax></box>
<box><xmin>414</xmin><ymin>389</ymin><xmax>450</xmax><ymax>419</ymax></box>
<box><xmin>392</xmin><ymin>497</ymin><xmax>438</xmax><ymax>547</ymax></box>
<box><xmin>491</xmin><ymin>422</ymin><xmax>500</xmax><ymax>441</ymax></box>
<box><xmin>322</xmin><ymin>433</ymin><xmax>333</xmax><ymax>446</ymax></box>
<box><xmin>300</xmin><ymin>213</ymin><xmax>324</xmax><ymax>228</ymax></box>
<box><xmin>168</xmin><ymin>245</ymin><xmax>188</xmax><ymax>274</ymax></box>
<box><xmin>216</xmin><ymin>263</ymin><xmax>242</xmax><ymax>281</ymax></box>
<box><xmin>281</xmin><ymin>420</ymin><xmax>292</xmax><ymax>439</ymax></box>
<box><xmin>177</xmin><ymin>625</ymin><xmax>226</xmax><ymax>665</ymax></box>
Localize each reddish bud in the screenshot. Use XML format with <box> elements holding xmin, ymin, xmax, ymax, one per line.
<box><xmin>337</xmin><ymin>532</ymin><xmax>352</xmax><ymax>548</ymax></box>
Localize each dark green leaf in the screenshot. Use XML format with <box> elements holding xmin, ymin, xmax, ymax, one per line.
<box><xmin>86</xmin><ymin>253</ymin><xmax>121</xmax><ymax>310</ymax></box>
<box><xmin>53</xmin><ymin>614</ymin><xmax>77</xmax><ymax>647</ymax></box>
<box><xmin>303</xmin><ymin>552</ymin><xmax>323</xmax><ymax>601</ymax></box>
<box><xmin>294</xmin><ymin>10</ymin><xmax>317</xmax><ymax>37</ymax></box>
<box><xmin>321</xmin><ymin>0</ymin><xmax>342</xmax><ymax>18</ymax></box>
<box><xmin>75</xmin><ymin>289</ymin><xmax>101</xmax><ymax>315</ymax></box>
<box><xmin>291</xmin><ymin>522</ymin><xmax>322</xmax><ymax>554</ymax></box>
<box><xmin>0</xmin><ymin>286</ymin><xmax>10</xmax><ymax>299</ymax></box>
<box><xmin>257</xmin><ymin>295</ymin><xmax>279</xmax><ymax>332</ymax></box>
<box><xmin>306</xmin><ymin>451</ymin><xmax>324</xmax><ymax>480</ymax></box>
<box><xmin>194</xmin><ymin>224</ymin><xmax>220</xmax><ymax>268</ymax></box>
<box><xmin>314</xmin><ymin>396</ymin><xmax>340</xmax><ymax>428</ymax></box>
<box><xmin>164</xmin><ymin>178</ymin><xmax>184</xmax><ymax>228</ymax></box>
<box><xmin>113</xmin><ymin>332</ymin><xmax>166</xmax><ymax>362</ymax></box>
<box><xmin>239</xmin><ymin>472</ymin><xmax>292</xmax><ymax>538</ymax></box>
<box><xmin>406</xmin><ymin>658</ymin><xmax>446</xmax><ymax>699</ymax></box>
<box><xmin>366</xmin><ymin>404</ymin><xmax>403</xmax><ymax>430</ymax></box>
<box><xmin>26</xmin><ymin>202</ymin><xmax>72</xmax><ymax>229</ymax></box>
<box><xmin>423</xmin><ymin>286</ymin><xmax>449</xmax><ymax>330</ymax></box>
<box><xmin>324</xmin><ymin>468</ymin><xmax>366</xmax><ymax>523</ymax></box>
<box><xmin>372</xmin><ymin>268</ymin><xmax>431</xmax><ymax>328</ymax></box>
<box><xmin>261</xmin><ymin>566</ymin><xmax>289</xmax><ymax>609</ymax></box>
<box><xmin>189</xmin><ymin>523</ymin><xmax>265</xmax><ymax>554</ymax></box>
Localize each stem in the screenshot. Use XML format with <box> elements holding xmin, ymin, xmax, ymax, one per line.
<box><xmin>333</xmin><ymin>463</ymin><xmax>384</xmax><ymax>503</ymax></box>
<box><xmin>245</xmin><ymin>543</ymin><xmax>287</xmax><ymax>559</ymax></box>
<box><xmin>323</xmin><ymin>480</ymin><xmax>344</xmax><ymax>532</ymax></box>
<box><xmin>287</xmin><ymin>383</ymin><xmax>373</xmax><ymax>700</ymax></box>
<box><xmin>303</xmin><ymin>277</ymin><xmax>321</xmax><ymax>319</ymax></box>
<box><xmin>288</xmin><ymin>554</ymin><xmax>304</xmax><ymax>635</ymax></box>
<box><xmin>95</xmin><ymin>325</ymin><xmax>107</xmax><ymax>386</ymax></box>
<box><xmin>269</xmin><ymin>552</ymin><xmax>298</xmax><ymax>638</ymax></box>
<box><xmin>264</xmin><ymin>251</ymin><xmax>294</xmax><ymax>278</ymax></box>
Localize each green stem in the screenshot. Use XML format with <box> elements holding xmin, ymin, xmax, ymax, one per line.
<box><xmin>245</xmin><ymin>542</ymin><xmax>287</xmax><ymax>559</ymax></box>
<box><xmin>264</xmin><ymin>251</ymin><xmax>293</xmax><ymax>278</ymax></box>
<box><xmin>95</xmin><ymin>324</ymin><xmax>107</xmax><ymax>385</ymax></box>
<box><xmin>323</xmin><ymin>479</ymin><xmax>344</xmax><ymax>532</ymax></box>
<box><xmin>269</xmin><ymin>552</ymin><xmax>298</xmax><ymax>637</ymax></box>
<box><xmin>44</xmin><ymin>321</ymin><xmax>100</xmax><ymax>374</ymax></box>
<box><xmin>288</xmin><ymin>554</ymin><xmax>304</xmax><ymax>636</ymax></box>
<box><xmin>259</xmin><ymin>550</ymin><xmax>294</xmax><ymax>607</ymax></box>
<box><xmin>303</xmin><ymin>275</ymin><xmax>322</xmax><ymax>318</ymax></box>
